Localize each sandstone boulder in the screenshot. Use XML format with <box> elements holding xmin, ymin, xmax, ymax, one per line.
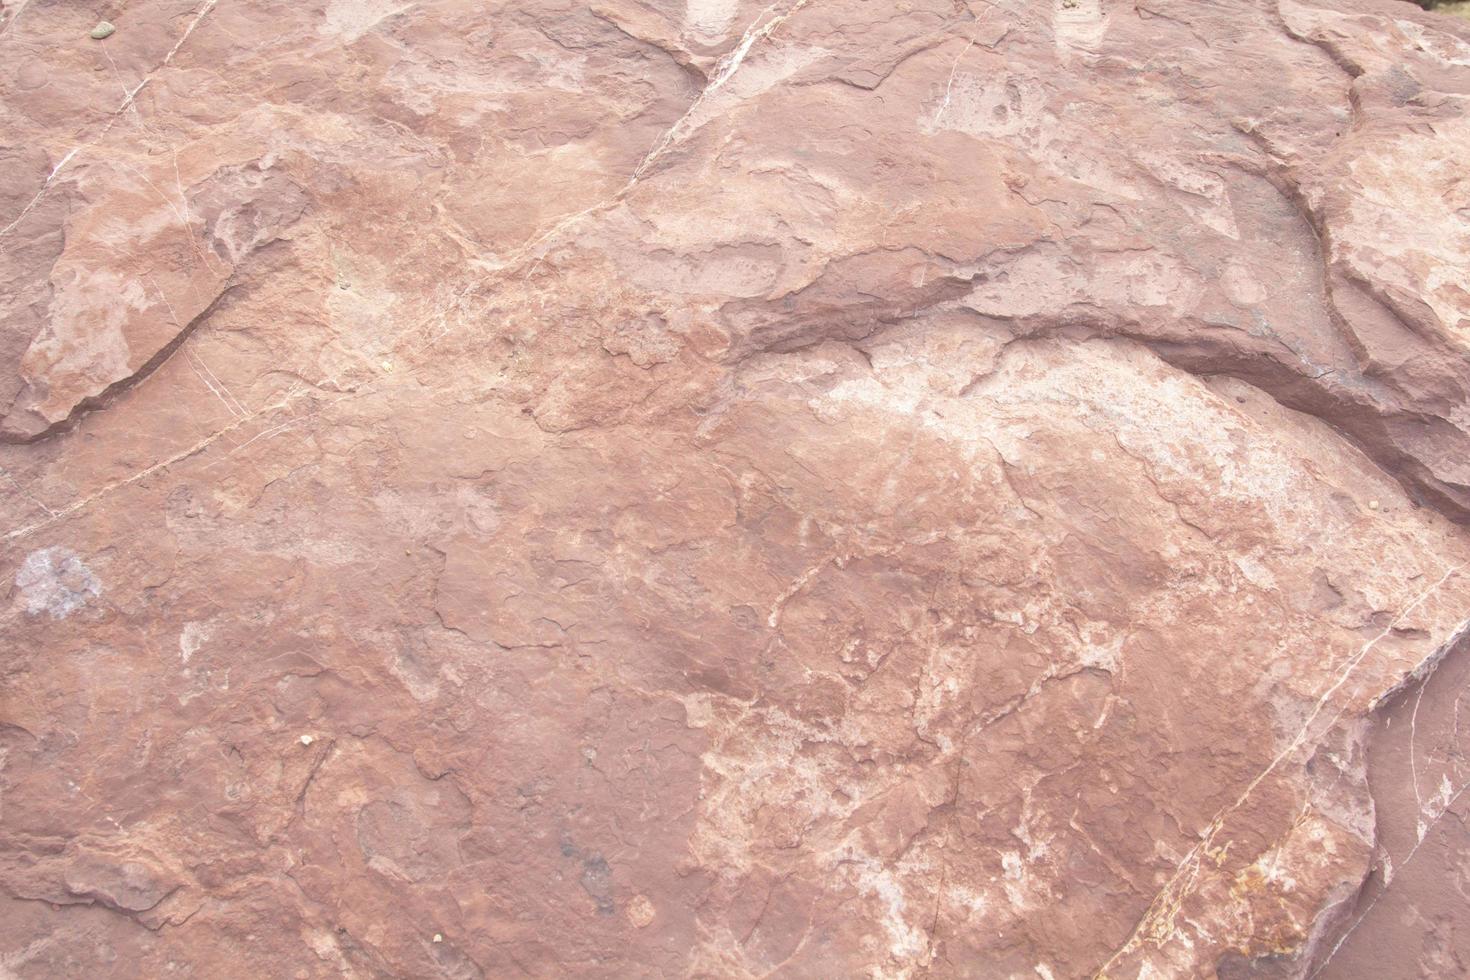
<box><xmin>3</xmin><ymin>0</ymin><xmax>1470</xmax><ymax>976</ymax></box>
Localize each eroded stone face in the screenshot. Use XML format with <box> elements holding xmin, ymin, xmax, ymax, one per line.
<box><xmin>3</xmin><ymin>0</ymin><xmax>1470</xmax><ymax>977</ymax></box>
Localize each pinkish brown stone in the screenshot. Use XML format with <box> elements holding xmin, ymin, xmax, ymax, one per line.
<box><xmin>3</xmin><ymin>0</ymin><xmax>1470</xmax><ymax>977</ymax></box>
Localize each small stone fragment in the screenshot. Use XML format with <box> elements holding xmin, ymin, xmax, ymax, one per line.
<box><xmin>626</xmin><ymin>894</ymin><xmax>655</xmax><ymax>928</ymax></box>
<box><xmin>1369</xmin><ymin>499</ymin><xmax>1381</xmax><ymax>511</ymax></box>
<box><xmin>298</xmin><ymin>734</ymin><xmax>314</xmax><ymax>746</ymax></box>
<box><xmin>432</xmin><ymin>933</ymin><xmax>443</xmax><ymax>943</ymax></box>
<box><xmin>89</xmin><ymin>21</ymin><xmax>115</xmax><ymax>40</ymax></box>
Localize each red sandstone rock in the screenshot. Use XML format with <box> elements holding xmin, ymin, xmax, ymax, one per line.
<box><xmin>3</xmin><ymin>0</ymin><xmax>1470</xmax><ymax>976</ymax></box>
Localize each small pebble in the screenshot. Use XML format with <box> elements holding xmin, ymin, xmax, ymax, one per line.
<box><xmin>381</xmin><ymin>361</ymin><xmax>393</xmax><ymax>372</ymax></box>
<box><xmin>432</xmin><ymin>934</ymin><xmax>443</xmax><ymax>943</ymax></box>
<box><xmin>1368</xmin><ymin>499</ymin><xmax>1380</xmax><ymax>511</ymax></box>
<box><xmin>90</xmin><ymin>21</ymin><xmax>115</xmax><ymax>40</ymax></box>
<box><xmin>626</xmin><ymin>894</ymin><xmax>656</xmax><ymax>928</ymax></box>
<box><xmin>298</xmin><ymin>734</ymin><xmax>314</xmax><ymax>746</ymax></box>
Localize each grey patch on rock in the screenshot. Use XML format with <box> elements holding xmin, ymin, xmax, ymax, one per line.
<box><xmin>16</xmin><ymin>547</ymin><xmax>101</xmax><ymax>618</ymax></box>
<box><xmin>561</xmin><ymin>835</ymin><xmax>617</xmax><ymax>915</ymax></box>
<box><xmin>89</xmin><ymin>21</ymin><xmax>115</xmax><ymax>40</ymax></box>
<box><xmin>580</xmin><ymin>854</ymin><xmax>615</xmax><ymax>915</ymax></box>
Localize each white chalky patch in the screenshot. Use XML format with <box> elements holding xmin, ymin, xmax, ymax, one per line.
<box><xmin>16</xmin><ymin>547</ymin><xmax>101</xmax><ymax>619</ymax></box>
<box><xmin>686</xmin><ymin>0</ymin><xmax>738</xmax><ymax>41</ymax></box>
<box><xmin>320</xmin><ymin>0</ymin><xmax>411</xmax><ymax>43</ymax></box>
<box><xmin>1054</xmin><ymin>0</ymin><xmax>1109</xmax><ymax>56</ymax></box>
<box><xmin>179</xmin><ymin>621</ymin><xmax>210</xmax><ymax>662</ymax></box>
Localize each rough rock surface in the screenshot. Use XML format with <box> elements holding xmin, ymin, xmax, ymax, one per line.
<box><xmin>3</xmin><ymin>0</ymin><xmax>1470</xmax><ymax>976</ymax></box>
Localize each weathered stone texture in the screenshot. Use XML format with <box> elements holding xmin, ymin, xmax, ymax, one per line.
<box><xmin>4</xmin><ymin>0</ymin><xmax>1470</xmax><ymax>976</ymax></box>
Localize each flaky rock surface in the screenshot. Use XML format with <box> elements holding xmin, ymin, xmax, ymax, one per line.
<box><xmin>4</xmin><ymin>0</ymin><xmax>1470</xmax><ymax>976</ymax></box>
